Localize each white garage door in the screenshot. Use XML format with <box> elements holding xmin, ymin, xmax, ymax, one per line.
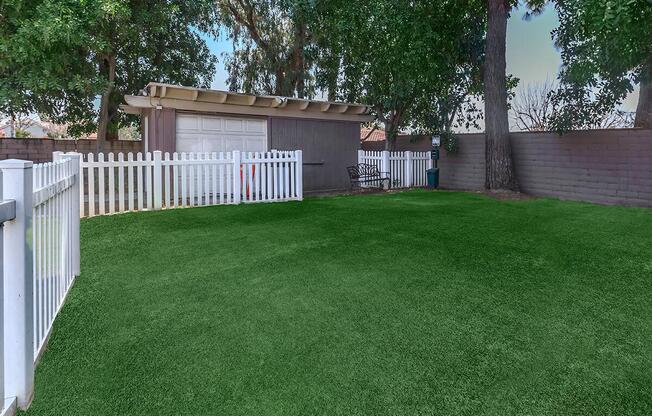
<box><xmin>176</xmin><ymin>113</ymin><xmax>267</xmax><ymax>154</ymax></box>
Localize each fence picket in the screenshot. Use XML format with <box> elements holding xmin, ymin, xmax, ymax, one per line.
<box><xmin>87</xmin><ymin>154</ymin><xmax>95</xmax><ymax>217</ymax></box>
<box><xmin>204</xmin><ymin>152</ymin><xmax>210</xmax><ymax>205</ymax></box>
<box><xmin>78</xmin><ymin>157</ymin><xmax>85</xmax><ymax>216</ymax></box>
<box><xmin>196</xmin><ymin>152</ymin><xmax>203</xmax><ymax>206</ymax></box>
<box><xmin>189</xmin><ymin>153</ymin><xmax>196</xmax><ymax>207</ymax></box>
<box><xmin>118</xmin><ymin>153</ymin><xmax>125</xmax><ymax>212</ymax></box>
<box><xmin>284</xmin><ymin>155</ymin><xmax>290</xmax><ymax>199</ymax></box>
<box><xmin>108</xmin><ymin>153</ymin><xmax>115</xmax><ymax>214</ymax></box>
<box><xmin>181</xmin><ymin>152</ymin><xmax>187</xmax><ymax>208</ymax></box>
<box><xmin>211</xmin><ymin>152</ymin><xmax>218</xmax><ymax>205</ymax></box>
<box><xmin>127</xmin><ymin>153</ymin><xmax>135</xmax><ymax>211</ymax></box>
<box><xmin>145</xmin><ymin>152</ymin><xmax>152</xmax><ymax>209</ymax></box>
<box><xmin>173</xmin><ymin>152</ymin><xmax>179</xmax><ymax>208</ymax></box>
<box><xmin>98</xmin><ymin>153</ymin><xmax>105</xmax><ymax>215</ymax></box>
<box><xmin>136</xmin><ymin>153</ymin><xmax>144</xmax><ymax>210</ymax></box>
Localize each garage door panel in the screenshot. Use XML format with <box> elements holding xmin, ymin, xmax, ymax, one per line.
<box><xmin>244</xmin><ymin>137</ymin><xmax>266</xmax><ymax>152</ymax></box>
<box><xmin>177</xmin><ymin>134</ymin><xmax>203</xmax><ymax>153</ymax></box>
<box><xmin>201</xmin><ymin>117</ymin><xmax>222</xmax><ymax>131</ymax></box>
<box><xmin>246</xmin><ymin>120</ymin><xmax>265</xmax><ymax>133</ymax></box>
<box><xmin>224</xmin><ymin>136</ymin><xmax>245</xmax><ymax>152</ymax></box>
<box><xmin>224</xmin><ymin>118</ymin><xmax>245</xmax><ymax>132</ymax></box>
<box><xmin>176</xmin><ymin>114</ymin><xmax>267</xmax><ymax>154</ymax></box>
<box><xmin>176</xmin><ymin>115</ymin><xmax>200</xmax><ymax>131</ymax></box>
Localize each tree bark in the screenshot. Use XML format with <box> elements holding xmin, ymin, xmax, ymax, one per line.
<box><xmin>96</xmin><ymin>53</ymin><xmax>116</xmax><ymax>152</ymax></box>
<box><xmin>292</xmin><ymin>23</ymin><xmax>306</xmax><ymax>98</ymax></box>
<box><xmin>383</xmin><ymin>111</ymin><xmax>401</xmax><ymax>151</ymax></box>
<box><xmin>9</xmin><ymin>112</ymin><xmax>15</xmax><ymax>138</ymax></box>
<box><xmin>484</xmin><ymin>0</ymin><xmax>518</xmax><ymax>191</ymax></box>
<box><xmin>634</xmin><ymin>54</ymin><xmax>652</xmax><ymax>129</ymax></box>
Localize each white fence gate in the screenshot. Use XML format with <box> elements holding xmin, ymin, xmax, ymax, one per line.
<box><xmin>358</xmin><ymin>150</ymin><xmax>432</xmax><ymax>189</ymax></box>
<box><xmin>80</xmin><ymin>150</ymin><xmax>303</xmax><ymax>217</ymax></box>
<box><xmin>0</xmin><ymin>154</ymin><xmax>81</xmax><ymax>413</ymax></box>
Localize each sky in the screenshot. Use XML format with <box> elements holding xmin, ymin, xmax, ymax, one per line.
<box><xmin>203</xmin><ymin>4</ymin><xmax>639</xmax><ymax>112</ymax></box>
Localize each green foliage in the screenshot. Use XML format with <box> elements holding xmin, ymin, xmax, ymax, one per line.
<box><xmin>14</xmin><ymin>128</ymin><xmax>30</xmax><ymax>138</ymax></box>
<box><xmin>550</xmin><ymin>0</ymin><xmax>652</xmax><ymax>131</ymax></box>
<box><xmin>313</xmin><ymin>0</ymin><xmax>486</xmax><ymax>146</ymax></box>
<box><xmin>440</xmin><ymin>131</ymin><xmax>459</xmax><ymax>153</ymax></box>
<box><xmin>215</xmin><ymin>0</ymin><xmax>316</xmax><ymax>97</ymax></box>
<box><xmin>217</xmin><ymin>1</ymin><xmax>487</xmax><ymax>144</ymax></box>
<box><xmin>0</xmin><ymin>0</ymin><xmax>217</xmax><ymax>138</ymax></box>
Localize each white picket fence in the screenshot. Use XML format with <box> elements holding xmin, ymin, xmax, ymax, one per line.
<box><xmin>80</xmin><ymin>150</ymin><xmax>303</xmax><ymax>217</ymax></box>
<box><xmin>358</xmin><ymin>150</ymin><xmax>432</xmax><ymax>188</ymax></box>
<box><xmin>33</xmin><ymin>155</ymin><xmax>80</xmax><ymax>358</ymax></box>
<box><xmin>0</xmin><ymin>154</ymin><xmax>81</xmax><ymax>413</ymax></box>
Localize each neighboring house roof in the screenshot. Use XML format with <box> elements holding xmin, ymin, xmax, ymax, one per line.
<box><xmin>361</xmin><ymin>127</ymin><xmax>386</xmax><ymax>142</ymax></box>
<box><xmin>122</xmin><ymin>82</ymin><xmax>374</xmax><ymax>123</ymax></box>
<box><xmin>0</xmin><ymin>117</ymin><xmax>47</xmax><ymax>138</ymax></box>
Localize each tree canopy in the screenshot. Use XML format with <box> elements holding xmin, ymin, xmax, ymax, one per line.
<box><xmin>0</xmin><ymin>0</ymin><xmax>217</xmax><ymax>146</ymax></box>
<box><xmin>214</xmin><ymin>0</ymin><xmax>316</xmax><ymax>98</ymax></box>
<box><xmin>551</xmin><ymin>0</ymin><xmax>652</xmax><ymax>130</ymax></box>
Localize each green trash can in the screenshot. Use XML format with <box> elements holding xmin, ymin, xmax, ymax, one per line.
<box><xmin>427</xmin><ymin>168</ymin><xmax>439</xmax><ymax>188</ymax></box>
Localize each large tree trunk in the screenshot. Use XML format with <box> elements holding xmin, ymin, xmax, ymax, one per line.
<box><xmin>484</xmin><ymin>0</ymin><xmax>518</xmax><ymax>191</ymax></box>
<box><xmin>293</xmin><ymin>24</ymin><xmax>306</xmax><ymax>98</ymax></box>
<box><xmin>634</xmin><ymin>54</ymin><xmax>652</xmax><ymax>129</ymax></box>
<box><xmin>384</xmin><ymin>112</ymin><xmax>401</xmax><ymax>151</ymax></box>
<box><xmin>9</xmin><ymin>113</ymin><xmax>15</xmax><ymax>138</ymax></box>
<box><xmin>97</xmin><ymin>53</ymin><xmax>116</xmax><ymax>152</ymax></box>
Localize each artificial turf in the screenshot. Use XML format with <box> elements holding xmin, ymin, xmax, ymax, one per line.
<box><xmin>22</xmin><ymin>190</ymin><xmax>652</xmax><ymax>415</ymax></box>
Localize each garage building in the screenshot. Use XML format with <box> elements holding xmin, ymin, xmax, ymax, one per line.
<box><xmin>122</xmin><ymin>83</ymin><xmax>373</xmax><ymax>193</ymax></box>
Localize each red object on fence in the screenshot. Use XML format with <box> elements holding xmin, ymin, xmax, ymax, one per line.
<box><xmin>240</xmin><ymin>164</ymin><xmax>255</xmax><ymax>198</ymax></box>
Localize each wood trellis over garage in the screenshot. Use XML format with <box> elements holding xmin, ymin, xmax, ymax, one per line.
<box><xmin>122</xmin><ymin>83</ymin><xmax>374</xmax><ymax>193</ymax></box>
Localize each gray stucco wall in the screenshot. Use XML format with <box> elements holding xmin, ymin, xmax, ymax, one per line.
<box><xmin>270</xmin><ymin>117</ymin><xmax>360</xmax><ymax>193</ymax></box>
<box><xmin>362</xmin><ymin>129</ymin><xmax>652</xmax><ymax>208</ymax></box>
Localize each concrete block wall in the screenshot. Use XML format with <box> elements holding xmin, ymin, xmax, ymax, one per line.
<box><xmin>362</xmin><ymin>129</ymin><xmax>652</xmax><ymax>208</ymax></box>
<box><xmin>511</xmin><ymin>129</ymin><xmax>652</xmax><ymax>207</ymax></box>
<box><xmin>0</xmin><ymin>138</ymin><xmax>143</xmax><ymax>163</ymax></box>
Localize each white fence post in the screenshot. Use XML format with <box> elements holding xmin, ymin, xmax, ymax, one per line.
<box><xmin>232</xmin><ymin>151</ymin><xmax>241</xmax><ymax>204</ymax></box>
<box><xmin>153</xmin><ymin>151</ymin><xmax>162</xmax><ymax>210</ymax></box>
<box><xmin>405</xmin><ymin>151</ymin><xmax>413</xmax><ymax>188</ymax></box>
<box><xmin>295</xmin><ymin>150</ymin><xmax>303</xmax><ymax>200</ymax></box>
<box><xmin>0</xmin><ymin>160</ymin><xmax>34</xmax><ymax>410</ymax></box>
<box><xmin>0</xmin><ymin>174</ymin><xmax>15</xmax><ymax>416</ymax></box>
<box><xmin>358</xmin><ymin>149</ymin><xmax>365</xmax><ymax>165</ymax></box>
<box><xmin>66</xmin><ymin>153</ymin><xmax>82</xmax><ymax>276</ymax></box>
<box><xmin>381</xmin><ymin>151</ymin><xmax>390</xmax><ymax>189</ymax></box>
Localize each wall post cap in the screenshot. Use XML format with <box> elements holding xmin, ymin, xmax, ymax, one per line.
<box><xmin>0</xmin><ymin>159</ymin><xmax>33</xmax><ymax>169</ymax></box>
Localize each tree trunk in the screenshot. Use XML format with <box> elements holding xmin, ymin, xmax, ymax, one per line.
<box><xmin>274</xmin><ymin>67</ymin><xmax>287</xmax><ymax>96</ymax></box>
<box><xmin>9</xmin><ymin>112</ymin><xmax>15</xmax><ymax>138</ymax></box>
<box><xmin>97</xmin><ymin>53</ymin><xmax>116</xmax><ymax>152</ymax></box>
<box><xmin>484</xmin><ymin>0</ymin><xmax>518</xmax><ymax>191</ymax></box>
<box><xmin>634</xmin><ymin>54</ymin><xmax>652</xmax><ymax>129</ymax></box>
<box><xmin>293</xmin><ymin>24</ymin><xmax>306</xmax><ymax>98</ymax></box>
<box><xmin>384</xmin><ymin>113</ymin><xmax>401</xmax><ymax>151</ymax></box>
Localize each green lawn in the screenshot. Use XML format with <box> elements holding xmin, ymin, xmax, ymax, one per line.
<box><xmin>23</xmin><ymin>190</ymin><xmax>652</xmax><ymax>415</ymax></box>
